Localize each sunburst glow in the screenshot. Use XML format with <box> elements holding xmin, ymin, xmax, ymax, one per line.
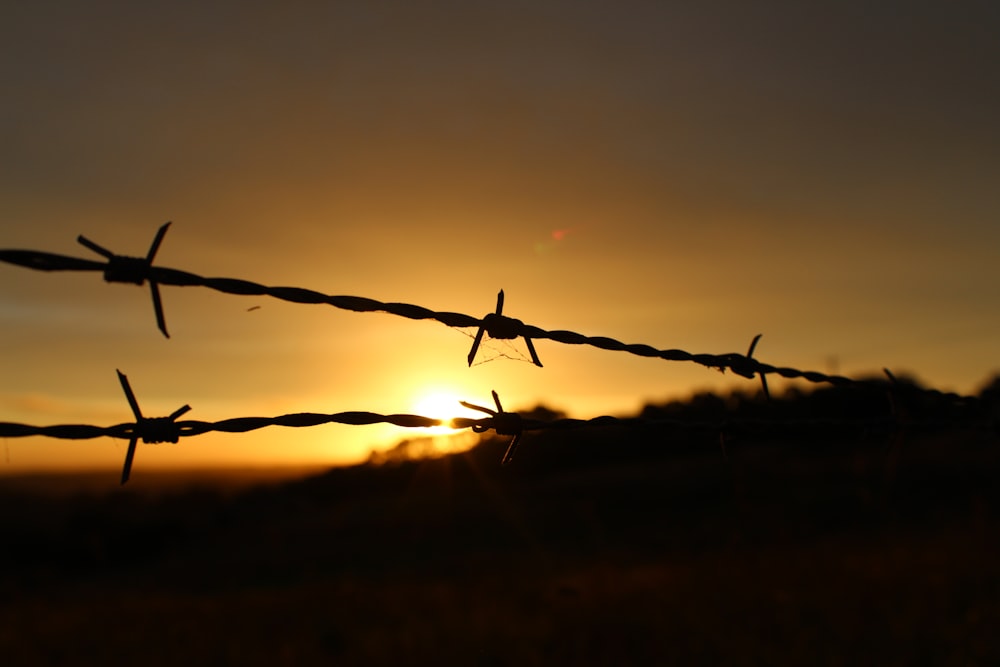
<box><xmin>413</xmin><ymin>391</ymin><xmax>475</xmax><ymax>435</ymax></box>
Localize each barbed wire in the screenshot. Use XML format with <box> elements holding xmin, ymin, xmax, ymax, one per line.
<box><xmin>2</xmin><ymin>224</ymin><xmax>994</xmax><ymax>484</ymax></box>
<box><xmin>1</xmin><ymin>372</ymin><xmax>992</xmax><ymax>484</ymax></box>
<box><xmin>0</xmin><ymin>224</ymin><xmax>981</xmax><ymax>405</ymax></box>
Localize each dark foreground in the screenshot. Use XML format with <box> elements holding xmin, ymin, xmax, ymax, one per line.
<box><xmin>1</xmin><ymin>425</ymin><xmax>997</xmax><ymax>666</ymax></box>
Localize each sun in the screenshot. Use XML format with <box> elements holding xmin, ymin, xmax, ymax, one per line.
<box><xmin>411</xmin><ymin>390</ymin><xmax>483</xmax><ymax>436</ymax></box>
<box><xmin>412</xmin><ymin>392</ymin><xmax>464</xmax><ymax>434</ymax></box>
<box><xmin>397</xmin><ymin>388</ymin><xmax>489</xmax><ymax>458</ymax></box>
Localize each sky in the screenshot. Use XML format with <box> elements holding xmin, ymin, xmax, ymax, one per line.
<box><xmin>2</xmin><ymin>0</ymin><xmax>998</xmax><ymax>473</ymax></box>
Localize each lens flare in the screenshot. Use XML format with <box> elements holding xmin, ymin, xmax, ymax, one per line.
<box><xmin>533</xmin><ymin>227</ymin><xmax>572</xmax><ymax>254</ymax></box>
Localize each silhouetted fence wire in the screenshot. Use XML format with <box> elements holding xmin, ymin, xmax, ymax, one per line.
<box><xmin>1</xmin><ymin>371</ymin><xmax>993</xmax><ymax>484</ymax></box>
<box><xmin>3</xmin><ymin>225</ymin><xmax>995</xmax><ymax>483</ymax></box>
<box><xmin>0</xmin><ymin>224</ymin><xmax>980</xmax><ymax>405</ymax></box>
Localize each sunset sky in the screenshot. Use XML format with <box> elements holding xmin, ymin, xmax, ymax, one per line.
<box><xmin>2</xmin><ymin>0</ymin><xmax>998</xmax><ymax>474</ymax></box>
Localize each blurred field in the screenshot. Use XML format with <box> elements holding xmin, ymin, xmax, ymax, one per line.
<box><xmin>1</xmin><ymin>414</ymin><xmax>997</xmax><ymax>665</ymax></box>
<box><xmin>0</xmin><ymin>466</ymin><xmax>327</xmax><ymax>497</ymax></box>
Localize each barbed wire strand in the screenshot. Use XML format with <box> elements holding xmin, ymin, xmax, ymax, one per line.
<box><xmin>0</xmin><ymin>373</ymin><xmax>991</xmax><ymax>483</ymax></box>
<box><xmin>0</xmin><ymin>225</ymin><xmax>979</xmax><ymax>404</ymax></box>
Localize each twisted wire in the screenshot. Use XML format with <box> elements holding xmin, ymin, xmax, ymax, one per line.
<box><xmin>0</xmin><ymin>403</ymin><xmax>985</xmax><ymax>443</ymax></box>
<box><xmin>0</xmin><ymin>246</ymin><xmax>979</xmax><ymax>403</ymax></box>
<box><xmin>0</xmin><ymin>411</ymin><xmax>458</xmax><ymax>441</ymax></box>
<box><xmin>2</xmin><ymin>382</ymin><xmax>990</xmax><ymax>484</ymax></box>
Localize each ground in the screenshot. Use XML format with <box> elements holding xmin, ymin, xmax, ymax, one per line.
<box><xmin>1</xmin><ymin>426</ymin><xmax>997</xmax><ymax>665</ymax></box>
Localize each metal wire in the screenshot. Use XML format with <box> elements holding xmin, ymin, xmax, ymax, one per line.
<box><xmin>0</xmin><ymin>396</ymin><xmax>983</xmax><ymax>443</ymax></box>
<box><xmin>0</xmin><ymin>371</ymin><xmax>989</xmax><ymax>485</ymax></box>
<box><xmin>1</xmin><ymin>226</ymin><xmax>992</xmax><ymax>485</ymax></box>
<box><xmin>0</xmin><ymin>227</ymin><xmax>980</xmax><ymax>403</ymax></box>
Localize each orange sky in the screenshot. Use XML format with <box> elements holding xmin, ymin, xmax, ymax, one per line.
<box><xmin>2</xmin><ymin>0</ymin><xmax>999</xmax><ymax>474</ymax></box>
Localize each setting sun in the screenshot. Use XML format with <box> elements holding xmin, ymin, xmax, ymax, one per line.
<box><xmin>1</xmin><ymin>2</ymin><xmax>997</xmax><ymax>663</ymax></box>
<box><xmin>412</xmin><ymin>391</ymin><xmax>478</xmax><ymax>435</ymax></box>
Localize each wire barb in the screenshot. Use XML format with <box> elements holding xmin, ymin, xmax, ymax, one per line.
<box><xmin>721</xmin><ymin>334</ymin><xmax>770</xmax><ymax>399</ymax></box>
<box><xmin>116</xmin><ymin>369</ymin><xmax>192</xmax><ymax>485</ymax></box>
<box><xmin>77</xmin><ymin>222</ymin><xmax>173</xmax><ymax>338</ymax></box>
<box><xmin>459</xmin><ymin>390</ymin><xmax>525</xmax><ymax>465</ymax></box>
<box><xmin>468</xmin><ymin>290</ymin><xmax>543</xmax><ymax>368</ymax></box>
